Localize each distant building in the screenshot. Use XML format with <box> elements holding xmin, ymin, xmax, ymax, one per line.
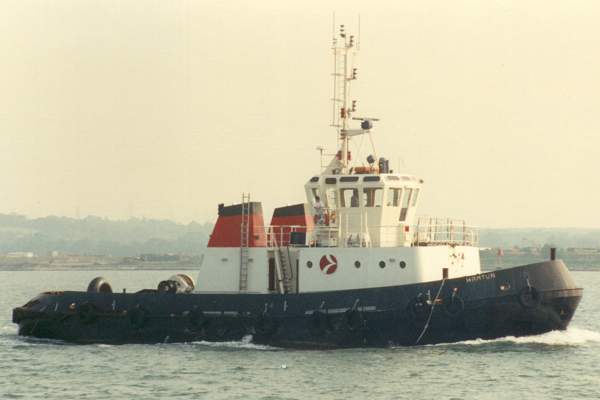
<box><xmin>6</xmin><ymin>252</ymin><xmax>35</xmax><ymax>258</ymax></box>
<box><xmin>566</xmin><ymin>248</ymin><xmax>600</xmax><ymax>255</ymax></box>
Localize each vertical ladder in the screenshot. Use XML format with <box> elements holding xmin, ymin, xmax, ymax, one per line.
<box><xmin>239</xmin><ymin>193</ymin><xmax>251</xmax><ymax>292</ymax></box>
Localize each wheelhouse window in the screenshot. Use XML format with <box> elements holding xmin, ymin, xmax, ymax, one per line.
<box><xmin>387</xmin><ymin>188</ymin><xmax>402</xmax><ymax>207</ymax></box>
<box><xmin>363</xmin><ymin>176</ymin><xmax>381</xmax><ymax>182</ymax></box>
<box><xmin>340</xmin><ymin>188</ymin><xmax>359</xmax><ymax>207</ymax></box>
<box><xmin>363</xmin><ymin>188</ymin><xmax>383</xmax><ymax>207</ymax></box>
<box><xmin>311</xmin><ymin>188</ymin><xmax>319</xmax><ymax>201</ymax></box>
<box><xmin>325</xmin><ymin>188</ymin><xmax>338</xmax><ymax>208</ymax></box>
<box><xmin>400</xmin><ymin>188</ymin><xmax>413</xmax><ymax>221</ymax></box>
<box><xmin>411</xmin><ymin>188</ymin><xmax>420</xmax><ymax>206</ymax></box>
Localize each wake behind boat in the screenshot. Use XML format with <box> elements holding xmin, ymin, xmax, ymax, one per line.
<box><xmin>12</xmin><ymin>25</ymin><xmax>582</xmax><ymax>347</ymax></box>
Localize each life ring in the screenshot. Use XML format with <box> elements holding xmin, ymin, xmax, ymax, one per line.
<box><xmin>518</xmin><ymin>286</ymin><xmax>541</xmax><ymax>309</ymax></box>
<box><xmin>443</xmin><ymin>294</ymin><xmax>464</xmax><ymax>317</ymax></box>
<box><xmin>344</xmin><ymin>309</ymin><xmax>364</xmax><ymax>332</ymax></box>
<box><xmin>87</xmin><ymin>277</ymin><xmax>112</xmax><ymax>294</ymax></box>
<box><xmin>77</xmin><ymin>302</ymin><xmax>98</xmax><ymax>324</ymax></box>
<box><xmin>129</xmin><ymin>305</ymin><xmax>149</xmax><ymax>328</ymax></box>
<box><xmin>255</xmin><ymin>312</ymin><xmax>278</xmax><ymax>336</ymax></box>
<box><xmin>188</xmin><ymin>307</ymin><xmax>206</xmax><ymax>330</ymax></box>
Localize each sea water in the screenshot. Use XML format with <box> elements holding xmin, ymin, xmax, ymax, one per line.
<box><xmin>1</xmin><ymin>269</ymin><xmax>599</xmax><ymax>400</ymax></box>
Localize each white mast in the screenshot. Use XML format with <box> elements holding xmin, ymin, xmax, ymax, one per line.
<box><xmin>331</xmin><ymin>24</ymin><xmax>357</xmax><ymax>174</ymax></box>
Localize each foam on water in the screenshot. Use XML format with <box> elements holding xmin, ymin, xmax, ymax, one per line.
<box><xmin>0</xmin><ymin>324</ymin><xmax>17</xmax><ymax>335</ymax></box>
<box><xmin>437</xmin><ymin>327</ymin><xmax>600</xmax><ymax>347</ymax></box>
<box><xmin>190</xmin><ymin>335</ymin><xmax>279</xmax><ymax>351</ymax></box>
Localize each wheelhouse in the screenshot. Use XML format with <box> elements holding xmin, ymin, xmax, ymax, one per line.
<box><xmin>305</xmin><ymin>172</ymin><xmax>423</xmax><ymax>247</ymax></box>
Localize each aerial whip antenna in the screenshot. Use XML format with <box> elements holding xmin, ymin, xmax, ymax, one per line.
<box><xmin>357</xmin><ymin>14</ymin><xmax>361</xmax><ymax>51</ymax></box>
<box><xmin>328</xmin><ymin>20</ymin><xmax>378</xmax><ymax>174</ymax></box>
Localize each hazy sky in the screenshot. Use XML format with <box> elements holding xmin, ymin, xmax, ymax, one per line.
<box><xmin>1</xmin><ymin>1</ymin><xmax>599</xmax><ymax>228</ymax></box>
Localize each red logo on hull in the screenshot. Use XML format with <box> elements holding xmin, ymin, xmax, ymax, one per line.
<box><xmin>319</xmin><ymin>255</ymin><xmax>338</xmax><ymax>275</ymax></box>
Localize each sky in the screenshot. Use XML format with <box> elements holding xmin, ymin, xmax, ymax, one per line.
<box><xmin>1</xmin><ymin>0</ymin><xmax>599</xmax><ymax>228</ymax></box>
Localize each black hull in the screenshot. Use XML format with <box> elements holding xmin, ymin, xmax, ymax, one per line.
<box><xmin>13</xmin><ymin>260</ymin><xmax>582</xmax><ymax>348</ymax></box>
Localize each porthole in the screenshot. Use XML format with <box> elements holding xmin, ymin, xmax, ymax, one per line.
<box><xmin>400</xmin><ymin>261</ymin><xmax>406</xmax><ymax>269</ymax></box>
<box><xmin>379</xmin><ymin>261</ymin><xmax>386</xmax><ymax>269</ymax></box>
<box><xmin>354</xmin><ymin>261</ymin><xmax>361</xmax><ymax>268</ymax></box>
<box><xmin>307</xmin><ymin>261</ymin><xmax>313</xmax><ymax>268</ymax></box>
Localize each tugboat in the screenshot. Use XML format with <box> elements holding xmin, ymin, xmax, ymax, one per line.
<box><xmin>13</xmin><ymin>26</ymin><xmax>582</xmax><ymax>347</ymax></box>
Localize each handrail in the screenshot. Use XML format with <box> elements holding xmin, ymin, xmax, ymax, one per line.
<box><xmin>413</xmin><ymin>216</ymin><xmax>478</xmax><ymax>247</ymax></box>
<box><xmin>257</xmin><ymin>216</ymin><xmax>478</xmax><ymax>249</ymax></box>
<box><xmin>265</xmin><ymin>225</ymin><xmax>308</xmax><ymax>248</ymax></box>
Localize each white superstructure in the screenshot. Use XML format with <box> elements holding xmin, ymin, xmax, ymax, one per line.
<box><xmin>196</xmin><ymin>25</ymin><xmax>481</xmax><ymax>294</ymax></box>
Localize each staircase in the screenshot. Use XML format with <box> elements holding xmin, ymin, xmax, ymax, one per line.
<box><xmin>239</xmin><ymin>193</ymin><xmax>251</xmax><ymax>292</ymax></box>
<box><xmin>275</xmin><ymin>247</ymin><xmax>294</xmax><ymax>294</ymax></box>
<box><xmin>267</xmin><ymin>228</ymin><xmax>294</xmax><ymax>294</ymax></box>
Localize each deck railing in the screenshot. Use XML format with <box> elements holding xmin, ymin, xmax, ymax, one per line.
<box><xmin>261</xmin><ymin>216</ymin><xmax>478</xmax><ymax>249</ymax></box>
<box><xmin>265</xmin><ymin>225</ymin><xmax>307</xmax><ymax>247</ymax></box>
<box><xmin>412</xmin><ymin>216</ymin><xmax>478</xmax><ymax>247</ymax></box>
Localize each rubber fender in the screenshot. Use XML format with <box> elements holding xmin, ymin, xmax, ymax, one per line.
<box><xmin>129</xmin><ymin>305</ymin><xmax>149</xmax><ymax>328</ymax></box>
<box><xmin>519</xmin><ymin>286</ymin><xmax>541</xmax><ymax>309</ymax></box>
<box><xmin>309</xmin><ymin>310</ymin><xmax>330</xmax><ymax>336</ymax></box>
<box><xmin>77</xmin><ymin>302</ymin><xmax>98</xmax><ymax>324</ymax></box>
<box><xmin>212</xmin><ymin>322</ymin><xmax>228</xmax><ymax>338</ymax></box>
<box><xmin>157</xmin><ymin>280</ymin><xmax>178</xmax><ymax>294</ymax></box>
<box><xmin>188</xmin><ymin>307</ymin><xmax>206</xmax><ymax>330</ymax></box>
<box><xmin>408</xmin><ymin>293</ymin><xmax>431</xmax><ymax>320</ymax></box>
<box><xmin>87</xmin><ymin>277</ymin><xmax>112</xmax><ymax>294</ymax></box>
<box><xmin>255</xmin><ymin>312</ymin><xmax>278</xmax><ymax>336</ymax></box>
<box><xmin>344</xmin><ymin>309</ymin><xmax>364</xmax><ymax>332</ymax></box>
<box><xmin>443</xmin><ymin>294</ymin><xmax>465</xmax><ymax>317</ymax></box>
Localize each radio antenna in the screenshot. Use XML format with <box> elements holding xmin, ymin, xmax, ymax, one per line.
<box><xmin>332</xmin><ymin>12</ymin><xmax>336</xmax><ymax>39</ymax></box>
<box><xmin>330</xmin><ymin>23</ymin><xmax>358</xmax><ymax>172</ymax></box>
<box><xmin>357</xmin><ymin>15</ymin><xmax>361</xmax><ymax>51</ymax></box>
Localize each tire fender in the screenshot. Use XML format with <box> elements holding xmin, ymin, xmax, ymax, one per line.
<box><xmin>344</xmin><ymin>309</ymin><xmax>364</xmax><ymax>332</ymax></box>
<box><xmin>519</xmin><ymin>286</ymin><xmax>541</xmax><ymax>309</ymax></box>
<box><xmin>129</xmin><ymin>305</ymin><xmax>149</xmax><ymax>328</ymax></box>
<box><xmin>443</xmin><ymin>294</ymin><xmax>465</xmax><ymax>317</ymax></box>
<box><xmin>309</xmin><ymin>310</ymin><xmax>329</xmax><ymax>336</ymax></box>
<box><xmin>77</xmin><ymin>302</ymin><xmax>98</xmax><ymax>324</ymax></box>
<box><xmin>255</xmin><ymin>312</ymin><xmax>278</xmax><ymax>336</ymax></box>
<box><xmin>188</xmin><ymin>307</ymin><xmax>206</xmax><ymax>330</ymax></box>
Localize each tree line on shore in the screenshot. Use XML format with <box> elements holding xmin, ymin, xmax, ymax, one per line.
<box><xmin>1</xmin><ymin>213</ymin><xmax>599</xmax><ymax>256</ymax></box>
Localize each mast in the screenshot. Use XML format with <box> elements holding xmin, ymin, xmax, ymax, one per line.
<box><xmin>331</xmin><ymin>24</ymin><xmax>357</xmax><ymax>174</ymax></box>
